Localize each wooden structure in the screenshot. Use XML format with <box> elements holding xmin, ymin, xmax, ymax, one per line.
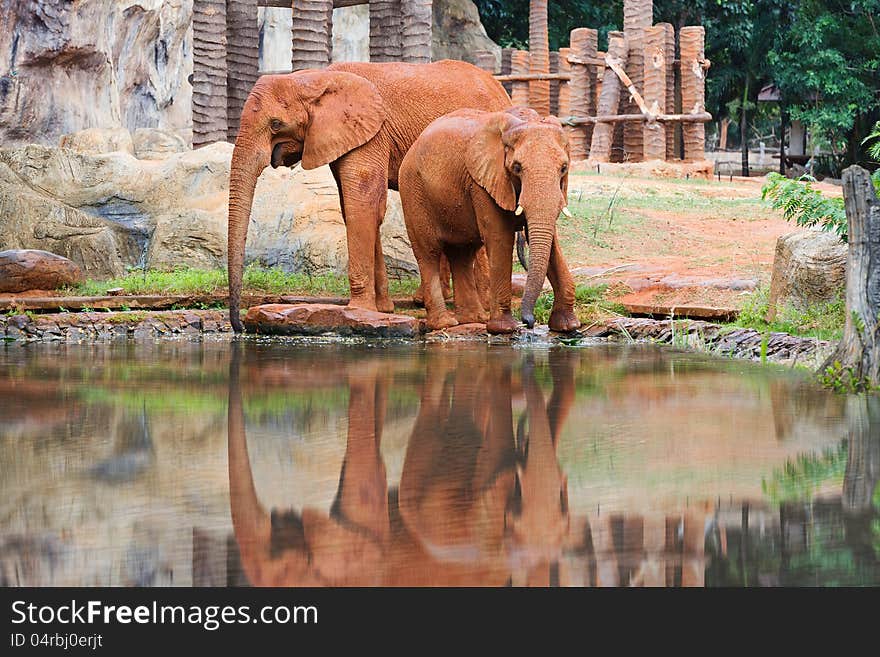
<box><xmin>494</xmin><ymin>0</ymin><xmax>711</xmax><ymax>163</ymax></box>
<box><xmin>193</xmin><ymin>0</ymin><xmax>709</xmax><ymax>162</ymax></box>
<box><xmin>192</xmin><ymin>0</ymin><xmax>433</xmax><ymax>146</ymax></box>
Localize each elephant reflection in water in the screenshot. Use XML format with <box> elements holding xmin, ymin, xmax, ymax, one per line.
<box><xmin>227</xmin><ymin>348</ymin><xmax>574</xmax><ymax>586</ymax></box>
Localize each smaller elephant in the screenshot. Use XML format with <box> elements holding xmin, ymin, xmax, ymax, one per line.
<box><xmin>399</xmin><ymin>107</ymin><xmax>580</xmax><ymax>334</ymax></box>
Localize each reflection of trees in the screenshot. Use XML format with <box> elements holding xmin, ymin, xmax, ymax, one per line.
<box><xmin>709</xmin><ymin>395</ymin><xmax>880</xmax><ymax>586</ymax></box>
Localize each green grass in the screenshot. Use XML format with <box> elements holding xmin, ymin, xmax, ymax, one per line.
<box><xmin>730</xmin><ymin>284</ymin><xmax>846</xmax><ymax>342</ymax></box>
<box><xmin>64</xmin><ymin>265</ymin><xmax>421</xmax><ymax>299</ymax></box>
<box><xmin>529</xmin><ymin>283</ymin><xmax>627</xmax><ymax>326</ymax></box>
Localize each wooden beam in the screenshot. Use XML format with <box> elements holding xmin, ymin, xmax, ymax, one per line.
<box><xmin>563</xmin><ymin>112</ymin><xmax>712</xmax><ymax>125</ymax></box>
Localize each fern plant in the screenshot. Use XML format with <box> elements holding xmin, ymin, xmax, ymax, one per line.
<box><xmin>862</xmin><ymin>120</ymin><xmax>880</xmax><ymax>162</ymax></box>
<box><xmin>761</xmin><ymin>172</ymin><xmax>848</xmax><ymax>241</ymax></box>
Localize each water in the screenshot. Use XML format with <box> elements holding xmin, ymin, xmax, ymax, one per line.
<box><xmin>1</xmin><ymin>339</ymin><xmax>878</xmax><ymax>587</ymax></box>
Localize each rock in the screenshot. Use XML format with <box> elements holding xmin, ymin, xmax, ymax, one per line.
<box><xmin>0</xmin><ymin>249</ymin><xmax>83</xmax><ymax>292</ymax></box>
<box><xmin>59</xmin><ymin>128</ymin><xmax>134</xmax><ymax>156</ymax></box>
<box><xmin>244</xmin><ymin>303</ymin><xmax>420</xmax><ymax>337</ymax></box>
<box><xmin>432</xmin><ymin>0</ymin><xmax>501</xmax><ymax>66</ymax></box>
<box><xmin>0</xmin><ymin>141</ymin><xmax>417</xmax><ymax>280</ymax></box>
<box><xmin>766</xmin><ymin>229</ymin><xmax>847</xmax><ymax>321</ymax></box>
<box><xmin>132</xmin><ymin>129</ymin><xmax>187</xmax><ymax>160</ymax></box>
<box><xmin>0</xmin><ymin>0</ymin><xmax>192</xmax><ymax>148</ymax></box>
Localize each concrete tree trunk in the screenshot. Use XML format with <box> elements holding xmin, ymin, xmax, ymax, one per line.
<box><xmin>193</xmin><ymin>0</ymin><xmax>228</xmax><ymax>147</ymax></box>
<box><xmin>588</xmin><ymin>32</ymin><xmax>626</xmax><ymax>163</ymax></box>
<box><xmin>226</xmin><ymin>0</ymin><xmax>260</xmax><ymax>142</ymax></box>
<box><xmin>821</xmin><ymin>166</ymin><xmax>880</xmax><ymax>388</ymax></box>
<box><xmin>291</xmin><ymin>0</ymin><xmax>334</xmax><ymax>70</ymax></box>
<box><xmin>569</xmin><ymin>28</ymin><xmax>597</xmax><ymax>160</ymax></box>
<box><xmin>528</xmin><ymin>0</ymin><xmax>550</xmax><ymax>116</ymax></box>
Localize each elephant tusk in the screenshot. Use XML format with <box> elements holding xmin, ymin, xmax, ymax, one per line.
<box><xmin>515</xmin><ymin>205</ymin><xmax>524</xmax><ymax>216</ymax></box>
<box><xmin>561</xmin><ymin>206</ymin><xmax>572</xmax><ymax>218</ymax></box>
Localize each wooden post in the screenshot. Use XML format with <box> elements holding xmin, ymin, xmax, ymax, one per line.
<box><xmin>401</xmin><ymin>0</ymin><xmax>432</xmax><ymax>63</ymax></box>
<box><xmin>661</xmin><ymin>22</ymin><xmax>676</xmax><ymax>160</ymax></box>
<box><xmin>474</xmin><ymin>50</ymin><xmax>497</xmax><ymax>74</ymax></box>
<box><xmin>821</xmin><ymin>165</ymin><xmax>880</xmax><ymax>388</ymax></box>
<box><xmin>679</xmin><ymin>26</ymin><xmax>706</xmax><ymax>162</ymax></box>
<box><xmin>291</xmin><ymin>0</ymin><xmax>334</xmax><ymax>70</ymax></box>
<box><xmin>226</xmin><ymin>0</ymin><xmax>260</xmax><ymax>141</ymax></box>
<box><xmin>500</xmin><ymin>48</ymin><xmax>514</xmax><ymax>96</ymax></box>
<box><xmin>192</xmin><ymin>0</ymin><xmax>228</xmax><ymax>147</ymax></box>
<box><xmin>369</xmin><ymin>0</ymin><xmax>401</xmax><ymax>62</ymax></box>
<box><xmin>622</xmin><ymin>0</ymin><xmax>652</xmax><ymax>162</ymax></box>
<box><xmin>510</xmin><ymin>50</ymin><xmax>531</xmax><ymax>107</ymax></box>
<box><xmin>642</xmin><ymin>25</ymin><xmax>666</xmax><ymax>160</ymax></box>
<box><xmin>528</xmin><ymin>0</ymin><xmax>550</xmax><ymax>116</ymax></box>
<box><xmin>588</xmin><ymin>31</ymin><xmax>626</xmax><ymax>162</ymax></box>
<box><xmin>569</xmin><ymin>28</ymin><xmax>597</xmax><ymax>161</ymax></box>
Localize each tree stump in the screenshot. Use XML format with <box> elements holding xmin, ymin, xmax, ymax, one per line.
<box><xmin>821</xmin><ymin>166</ymin><xmax>880</xmax><ymax>386</ymax></box>
<box><xmin>528</xmin><ymin>0</ymin><xmax>550</xmax><ymax>117</ymax></box>
<box><xmin>0</xmin><ymin>249</ymin><xmax>84</xmax><ymax>293</ymax></box>
<box><xmin>569</xmin><ymin>28</ymin><xmax>597</xmax><ymax>160</ymax></box>
<box><xmin>766</xmin><ymin>230</ymin><xmax>847</xmax><ymax>322</ymax></box>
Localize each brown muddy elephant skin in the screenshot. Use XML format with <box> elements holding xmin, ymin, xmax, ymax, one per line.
<box><xmin>398</xmin><ymin>107</ymin><xmax>580</xmax><ymax>334</ymax></box>
<box><xmin>227</xmin><ymin>61</ymin><xmax>511</xmax><ymax>333</ymax></box>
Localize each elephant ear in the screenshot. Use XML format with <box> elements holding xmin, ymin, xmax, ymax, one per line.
<box><xmin>465</xmin><ymin>112</ymin><xmax>521</xmax><ymax>212</ymax></box>
<box><xmin>300</xmin><ymin>71</ymin><xmax>387</xmax><ymax>170</ymax></box>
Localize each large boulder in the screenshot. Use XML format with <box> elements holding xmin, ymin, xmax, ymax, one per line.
<box><xmin>0</xmin><ymin>249</ymin><xmax>83</xmax><ymax>292</ymax></box>
<box><xmin>0</xmin><ymin>0</ymin><xmax>192</xmax><ymax>148</ymax></box>
<box><xmin>0</xmin><ymin>141</ymin><xmax>418</xmax><ymax>280</ymax></box>
<box><xmin>766</xmin><ymin>229</ymin><xmax>847</xmax><ymax>321</ymax></box>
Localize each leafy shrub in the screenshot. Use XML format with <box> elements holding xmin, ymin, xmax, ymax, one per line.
<box><xmin>761</xmin><ymin>173</ymin><xmax>848</xmax><ymax>240</ymax></box>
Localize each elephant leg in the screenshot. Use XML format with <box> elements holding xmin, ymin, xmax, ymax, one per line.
<box><xmin>481</xmin><ymin>212</ymin><xmax>517</xmax><ymax>334</ymax></box>
<box><xmin>410</xmin><ymin>233</ymin><xmax>457</xmax><ymax>331</ymax></box>
<box><xmin>440</xmin><ymin>254</ymin><xmax>453</xmax><ymax>301</ymax></box>
<box><xmin>373</xmin><ymin>226</ymin><xmax>395</xmax><ymax>314</ymax></box>
<box><xmin>448</xmin><ymin>245</ymin><xmax>488</xmax><ymax>325</ymax></box>
<box><xmin>546</xmin><ymin>234</ymin><xmax>580</xmax><ymax>332</ymax></box>
<box><xmin>474</xmin><ymin>246</ymin><xmax>491</xmax><ymax>315</ymax></box>
<box><xmin>337</xmin><ymin>164</ymin><xmax>388</xmax><ymax>311</ymax></box>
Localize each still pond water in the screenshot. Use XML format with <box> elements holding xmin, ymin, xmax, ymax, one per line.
<box><xmin>1</xmin><ymin>339</ymin><xmax>878</xmax><ymax>587</ymax></box>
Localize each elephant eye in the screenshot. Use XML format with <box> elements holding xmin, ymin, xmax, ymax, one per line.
<box><xmin>270</xmin><ymin>119</ymin><xmax>283</xmax><ymax>132</ymax></box>
<box><xmin>560</xmin><ymin>163</ymin><xmax>568</xmax><ymax>175</ymax></box>
<box><xmin>512</xmin><ymin>161</ymin><xmax>522</xmax><ymax>175</ymax></box>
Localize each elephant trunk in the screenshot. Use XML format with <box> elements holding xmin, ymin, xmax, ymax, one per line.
<box><xmin>228</xmin><ymin>139</ymin><xmax>270</xmax><ymax>333</ymax></box>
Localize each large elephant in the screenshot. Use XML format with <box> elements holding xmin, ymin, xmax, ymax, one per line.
<box><xmin>398</xmin><ymin>107</ymin><xmax>580</xmax><ymax>333</ymax></box>
<box><xmin>227</xmin><ymin>61</ymin><xmax>511</xmax><ymax>332</ymax></box>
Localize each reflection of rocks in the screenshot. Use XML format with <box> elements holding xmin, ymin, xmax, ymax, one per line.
<box><xmin>0</xmin><ymin>139</ymin><xmax>416</xmax><ymax>279</ymax></box>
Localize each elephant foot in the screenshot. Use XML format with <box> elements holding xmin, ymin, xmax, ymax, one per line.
<box><xmin>375</xmin><ymin>296</ymin><xmax>395</xmax><ymax>314</ymax></box>
<box><xmin>456</xmin><ymin>309</ymin><xmax>489</xmax><ymax>325</ymax></box>
<box><xmin>427</xmin><ymin>312</ymin><xmax>459</xmax><ymax>331</ymax></box>
<box><xmin>549</xmin><ymin>307</ymin><xmax>581</xmax><ymax>333</ymax></box>
<box><xmin>346</xmin><ymin>296</ymin><xmax>378</xmax><ymax>312</ymax></box>
<box><xmin>487</xmin><ymin>313</ymin><xmax>518</xmax><ymax>334</ymax></box>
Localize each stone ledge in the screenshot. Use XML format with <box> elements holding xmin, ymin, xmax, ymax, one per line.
<box><xmin>244</xmin><ymin>304</ymin><xmax>421</xmax><ymax>338</ymax></box>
